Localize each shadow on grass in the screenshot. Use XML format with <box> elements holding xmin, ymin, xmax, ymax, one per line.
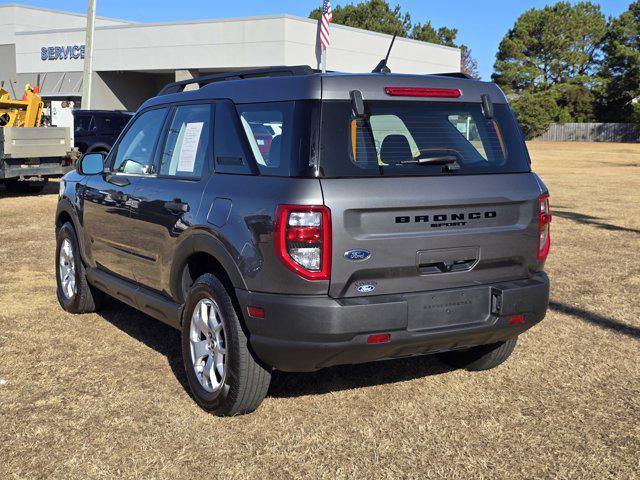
<box><xmin>0</xmin><ymin>179</ymin><xmax>60</xmax><ymax>198</ymax></box>
<box><xmin>97</xmin><ymin>298</ymin><xmax>189</xmax><ymax>391</ymax></box>
<box><xmin>269</xmin><ymin>356</ymin><xmax>454</xmax><ymax>398</ymax></box>
<box><xmin>550</xmin><ymin>300</ymin><xmax>640</xmax><ymax>340</ymax></box>
<box><xmin>96</xmin><ymin>297</ymin><xmax>456</xmax><ymax>399</ymax></box>
<box><xmin>552</xmin><ymin>208</ymin><xmax>640</xmax><ymax>234</ymax></box>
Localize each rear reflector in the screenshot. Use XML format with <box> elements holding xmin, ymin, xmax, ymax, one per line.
<box><xmin>247</xmin><ymin>306</ymin><xmax>265</xmax><ymax>319</ymax></box>
<box><xmin>508</xmin><ymin>314</ymin><xmax>525</xmax><ymax>325</ymax></box>
<box><xmin>384</xmin><ymin>87</ymin><xmax>462</xmax><ymax>98</ymax></box>
<box><xmin>367</xmin><ymin>333</ymin><xmax>391</xmax><ymax>344</ymax></box>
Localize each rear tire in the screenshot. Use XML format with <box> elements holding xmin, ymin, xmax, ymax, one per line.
<box><xmin>181</xmin><ymin>273</ymin><xmax>271</xmax><ymax>416</ymax></box>
<box><xmin>55</xmin><ymin>221</ymin><xmax>103</xmax><ymax>313</ymax></box>
<box><xmin>440</xmin><ymin>337</ymin><xmax>517</xmax><ymax>371</ymax></box>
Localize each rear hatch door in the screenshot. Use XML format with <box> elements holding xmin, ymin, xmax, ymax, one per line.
<box><xmin>317</xmin><ymin>94</ymin><xmax>542</xmax><ymax>298</ymax></box>
<box><xmin>322</xmin><ymin>174</ymin><xmax>541</xmax><ymax>298</ymax></box>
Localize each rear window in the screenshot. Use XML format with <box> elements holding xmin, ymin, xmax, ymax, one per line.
<box><xmin>319</xmin><ymin>101</ymin><xmax>530</xmax><ymax>177</ymax></box>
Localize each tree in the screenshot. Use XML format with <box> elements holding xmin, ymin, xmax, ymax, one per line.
<box><xmin>597</xmin><ymin>1</ymin><xmax>640</xmax><ymax>123</ymax></box>
<box><xmin>493</xmin><ymin>2</ymin><xmax>607</xmax><ymax>93</ymax></box>
<box><xmin>461</xmin><ymin>46</ymin><xmax>480</xmax><ymax>79</ymax></box>
<box><xmin>510</xmin><ymin>90</ymin><xmax>566</xmax><ymax>139</ymax></box>
<box><xmin>310</xmin><ymin>0</ymin><xmax>480</xmax><ymax>78</ymax></box>
<box><xmin>492</xmin><ymin>2</ymin><xmax>607</xmax><ymax>131</ymax></box>
<box><xmin>310</xmin><ymin>0</ymin><xmax>410</xmax><ymax>37</ymax></box>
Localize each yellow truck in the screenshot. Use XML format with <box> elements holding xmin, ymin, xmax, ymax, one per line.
<box><xmin>0</xmin><ymin>86</ymin><xmax>75</xmax><ymax>193</ymax></box>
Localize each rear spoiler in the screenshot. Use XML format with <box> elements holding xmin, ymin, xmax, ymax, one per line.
<box><xmin>434</xmin><ymin>72</ymin><xmax>473</xmax><ymax>79</ymax></box>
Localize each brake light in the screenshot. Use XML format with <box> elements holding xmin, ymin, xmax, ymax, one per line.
<box><xmin>384</xmin><ymin>87</ymin><xmax>462</xmax><ymax>98</ymax></box>
<box><xmin>537</xmin><ymin>194</ymin><xmax>552</xmax><ymax>260</ymax></box>
<box><xmin>274</xmin><ymin>205</ymin><xmax>331</xmax><ymax>281</ymax></box>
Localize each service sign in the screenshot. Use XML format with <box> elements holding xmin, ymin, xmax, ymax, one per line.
<box><xmin>41</xmin><ymin>45</ymin><xmax>85</xmax><ymax>61</ymax></box>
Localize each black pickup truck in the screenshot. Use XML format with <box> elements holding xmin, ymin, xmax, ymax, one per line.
<box><xmin>73</xmin><ymin>110</ymin><xmax>133</xmax><ymax>155</ymax></box>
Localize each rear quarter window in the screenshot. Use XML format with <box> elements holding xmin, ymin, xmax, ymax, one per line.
<box><xmin>236</xmin><ymin>101</ymin><xmax>318</xmax><ymax>177</ymax></box>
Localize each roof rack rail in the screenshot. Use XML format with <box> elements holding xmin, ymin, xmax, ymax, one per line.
<box><xmin>158</xmin><ymin>65</ymin><xmax>315</xmax><ymax>95</ymax></box>
<box><xmin>434</xmin><ymin>72</ymin><xmax>473</xmax><ymax>79</ymax></box>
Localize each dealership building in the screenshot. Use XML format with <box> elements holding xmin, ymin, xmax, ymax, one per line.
<box><xmin>1</xmin><ymin>4</ymin><xmax>461</xmax><ymax>111</ymax></box>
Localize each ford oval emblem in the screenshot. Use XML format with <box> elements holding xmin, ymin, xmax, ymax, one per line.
<box><xmin>344</xmin><ymin>249</ymin><xmax>371</xmax><ymax>262</ymax></box>
<box><xmin>356</xmin><ymin>284</ymin><xmax>376</xmax><ymax>293</ymax></box>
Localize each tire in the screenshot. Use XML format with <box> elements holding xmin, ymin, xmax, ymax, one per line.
<box><xmin>4</xmin><ymin>178</ymin><xmax>48</xmax><ymax>194</ymax></box>
<box><xmin>181</xmin><ymin>273</ymin><xmax>271</xmax><ymax>416</ymax></box>
<box><xmin>439</xmin><ymin>337</ymin><xmax>518</xmax><ymax>371</ymax></box>
<box><xmin>55</xmin><ymin>221</ymin><xmax>103</xmax><ymax>313</ymax></box>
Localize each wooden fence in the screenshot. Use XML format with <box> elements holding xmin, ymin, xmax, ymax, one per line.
<box><xmin>536</xmin><ymin>123</ymin><xmax>640</xmax><ymax>142</ymax></box>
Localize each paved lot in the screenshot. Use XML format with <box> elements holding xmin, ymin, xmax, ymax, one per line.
<box><xmin>0</xmin><ymin>142</ymin><xmax>638</xmax><ymax>479</ymax></box>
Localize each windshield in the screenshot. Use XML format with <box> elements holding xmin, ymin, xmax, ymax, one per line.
<box><xmin>318</xmin><ymin>101</ymin><xmax>530</xmax><ymax>177</ymax></box>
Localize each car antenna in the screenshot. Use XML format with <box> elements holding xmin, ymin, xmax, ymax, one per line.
<box><xmin>372</xmin><ymin>34</ymin><xmax>397</xmax><ymax>74</ymax></box>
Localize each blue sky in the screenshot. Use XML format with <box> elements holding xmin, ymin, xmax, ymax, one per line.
<box><xmin>8</xmin><ymin>0</ymin><xmax>634</xmax><ymax>79</ymax></box>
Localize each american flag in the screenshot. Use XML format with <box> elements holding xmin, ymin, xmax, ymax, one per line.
<box><xmin>320</xmin><ymin>0</ymin><xmax>333</xmax><ymax>49</ymax></box>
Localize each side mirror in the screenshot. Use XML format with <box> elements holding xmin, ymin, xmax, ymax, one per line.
<box><xmin>78</xmin><ymin>152</ymin><xmax>105</xmax><ymax>175</ymax></box>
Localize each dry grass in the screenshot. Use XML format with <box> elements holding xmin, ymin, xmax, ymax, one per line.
<box><xmin>0</xmin><ymin>142</ymin><xmax>638</xmax><ymax>479</ymax></box>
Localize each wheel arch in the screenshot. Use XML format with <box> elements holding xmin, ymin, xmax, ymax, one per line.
<box><xmin>55</xmin><ymin>199</ymin><xmax>79</xmax><ymax>232</ymax></box>
<box><xmin>55</xmin><ymin>199</ymin><xmax>89</xmax><ymax>263</ymax></box>
<box><xmin>170</xmin><ymin>234</ymin><xmax>247</xmax><ymax>308</ymax></box>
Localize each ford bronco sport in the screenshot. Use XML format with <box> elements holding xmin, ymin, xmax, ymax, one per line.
<box><xmin>55</xmin><ymin>66</ymin><xmax>551</xmax><ymax>416</ymax></box>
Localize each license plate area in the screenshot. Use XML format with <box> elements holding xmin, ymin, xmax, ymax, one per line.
<box><xmin>407</xmin><ymin>287</ymin><xmax>492</xmax><ymax>331</ymax></box>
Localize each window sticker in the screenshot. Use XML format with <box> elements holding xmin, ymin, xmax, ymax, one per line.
<box><xmin>177</xmin><ymin>122</ymin><xmax>204</xmax><ymax>173</ymax></box>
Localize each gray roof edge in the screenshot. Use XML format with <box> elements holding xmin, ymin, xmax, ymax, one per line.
<box><xmin>1</xmin><ymin>3</ymin><xmax>138</xmax><ymax>25</ymax></box>
<box><xmin>12</xmin><ymin>11</ymin><xmax>460</xmax><ymax>52</ymax></box>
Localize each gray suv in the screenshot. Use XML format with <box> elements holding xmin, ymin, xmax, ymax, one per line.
<box><xmin>55</xmin><ymin>66</ymin><xmax>551</xmax><ymax>416</ymax></box>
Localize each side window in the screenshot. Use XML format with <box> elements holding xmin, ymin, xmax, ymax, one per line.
<box><xmin>159</xmin><ymin>104</ymin><xmax>212</xmax><ymax>178</ymax></box>
<box><xmin>74</xmin><ymin>114</ymin><xmax>92</xmax><ymax>133</ymax></box>
<box><xmin>237</xmin><ymin>102</ymin><xmax>294</xmax><ymax>176</ymax></box>
<box><xmin>214</xmin><ymin>100</ymin><xmax>253</xmax><ymax>175</ymax></box>
<box><xmin>112</xmin><ymin>108</ymin><xmax>167</xmax><ymax>175</ymax></box>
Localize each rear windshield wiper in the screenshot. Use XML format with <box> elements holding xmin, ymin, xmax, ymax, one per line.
<box><xmin>400</xmin><ymin>154</ymin><xmax>459</xmax><ymax>165</ymax></box>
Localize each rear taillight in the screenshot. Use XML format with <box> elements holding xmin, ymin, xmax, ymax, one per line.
<box><xmin>384</xmin><ymin>87</ymin><xmax>462</xmax><ymax>98</ymax></box>
<box><xmin>274</xmin><ymin>205</ymin><xmax>331</xmax><ymax>281</ymax></box>
<box><xmin>537</xmin><ymin>194</ymin><xmax>552</xmax><ymax>260</ymax></box>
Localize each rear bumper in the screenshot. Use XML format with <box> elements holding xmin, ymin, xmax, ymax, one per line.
<box><xmin>0</xmin><ymin>160</ymin><xmax>73</xmax><ymax>180</ymax></box>
<box><xmin>236</xmin><ymin>272</ymin><xmax>549</xmax><ymax>372</ymax></box>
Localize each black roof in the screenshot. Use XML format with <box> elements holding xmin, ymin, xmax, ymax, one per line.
<box><xmin>73</xmin><ymin>110</ymin><xmax>133</xmax><ymax>115</ymax></box>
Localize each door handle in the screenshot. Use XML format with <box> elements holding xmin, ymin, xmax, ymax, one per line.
<box><xmin>107</xmin><ymin>176</ymin><xmax>130</xmax><ymax>188</ymax></box>
<box><xmin>418</xmin><ymin>259</ymin><xmax>476</xmax><ymax>274</ymax></box>
<box><xmin>164</xmin><ymin>200</ymin><xmax>189</xmax><ymax>214</ymax></box>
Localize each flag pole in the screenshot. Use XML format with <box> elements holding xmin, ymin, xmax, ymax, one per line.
<box><xmin>321</xmin><ymin>47</ymin><xmax>327</xmax><ymax>73</ymax></box>
<box><xmin>81</xmin><ymin>0</ymin><xmax>97</xmax><ymax>109</ymax></box>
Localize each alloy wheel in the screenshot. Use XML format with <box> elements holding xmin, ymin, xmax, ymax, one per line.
<box><xmin>189</xmin><ymin>298</ymin><xmax>227</xmax><ymax>393</ymax></box>
<box><xmin>58</xmin><ymin>238</ymin><xmax>77</xmax><ymax>300</ymax></box>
